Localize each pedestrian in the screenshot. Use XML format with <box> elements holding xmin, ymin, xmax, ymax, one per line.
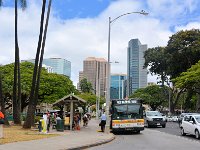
<box><xmin>99</xmin><ymin>111</ymin><xmax>106</xmax><ymax>132</ymax></box>
<box><xmin>0</xmin><ymin>111</ymin><xmax>4</xmax><ymax>124</ymax></box>
<box><xmin>73</xmin><ymin>114</ymin><xmax>80</xmax><ymax>130</ymax></box>
<box><xmin>83</xmin><ymin>114</ymin><xmax>88</xmax><ymax>127</ymax></box>
<box><xmin>46</xmin><ymin>111</ymin><xmax>51</xmax><ymax>132</ymax></box>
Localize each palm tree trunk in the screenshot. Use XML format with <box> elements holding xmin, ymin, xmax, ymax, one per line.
<box><xmin>34</xmin><ymin>0</ymin><xmax>52</xmax><ymax>111</ymax></box>
<box><xmin>13</xmin><ymin>0</ymin><xmax>21</xmax><ymax>124</ymax></box>
<box><xmin>23</xmin><ymin>0</ymin><xmax>46</xmax><ymax>129</ymax></box>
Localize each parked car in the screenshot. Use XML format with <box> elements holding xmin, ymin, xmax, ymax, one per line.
<box><xmin>180</xmin><ymin>114</ymin><xmax>200</xmax><ymax>139</ymax></box>
<box><xmin>172</xmin><ymin>116</ymin><xmax>179</xmax><ymax>122</ymax></box>
<box><xmin>167</xmin><ymin>116</ymin><xmax>173</xmax><ymax>122</ymax></box>
<box><xmin>178</xmin><ymin>113</ymin><xmax>199</xmax><ymax>127</ymax></box>
<box><xmin>144</xmin><ymin>111</ymin><xmax>166</xmax><ymax>128</ymax></box>
<box><xmin>161</xmin><ymin>113</ymin><xmax>167</xmax><ymax>122</ymax></box>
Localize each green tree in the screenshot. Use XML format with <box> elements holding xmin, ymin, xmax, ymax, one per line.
<box><xmin>78</xmin><ymin>93</ymin><xmax>97</xmax><ymax>106</ymax></box>
<box><xmin>80</xmin><ymin>78</ymin><xmax>93</xmax><ymax>93</ymax></box>
<box><xmin>129</xmin><ymin>85</ymin><xmax>168</xmax><ymax>110</ymax></box>
<box><xmin>1</xmin><ymin>62</ymin><xmax>76</xmax><ymax>111</ymax></box>
<box><xmin>173</xmin><ymin>60</ymin><xmax>200</xmax><ymax>112</ymax></box>
<box><xmin>144</xmin><ymin>47</ymin><xmax>168</xmax><ymax>86</ymax></box>
<box><xmin>0</xmin><ymin>66</ymin><xmax>9</xmax><ymax>125</ymax></box>
<box><xmin>166</xmin><ymin>29</ymin><xmax>200</xmax><ymax>79</ymax></box>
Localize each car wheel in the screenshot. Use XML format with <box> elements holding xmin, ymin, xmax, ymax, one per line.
<box><xmin>181</xmin><ymin>128</ymin><xmax>186</xmax><ymax>136</ymax></box>
<box><xmin>162</xmin><ymin>124</ymin><xmax>166</xmax><ymax>128</ymax></box>
<box><xmin>147</xmin><ymin>121</ymin><xmax>151</xmax><ymax>128</ymax></box>
<box><xmin>195</xmin><ymin>130</ymin><xmax>200</xmax><ymax>139</ymax></box>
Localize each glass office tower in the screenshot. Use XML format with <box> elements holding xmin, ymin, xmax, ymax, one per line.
<box><xmin>23</xmin><ymin>58</ymin><xmax>71</xmax><ymax>78</ymax></box>
<box><xmin>127</xmin><ymin>39</ymin><xmax>147</xmax><ymax>96</ymax></box>
<box><xmin>110</xmin><ymin>74</ymin><xmax>127</xmax><ymax>99</ymax></box>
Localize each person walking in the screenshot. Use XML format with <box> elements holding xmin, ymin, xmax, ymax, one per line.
<box><xmin>100</xmin><ymin>111</ymin><xmax>106</xmax><ymax>132</ymax></box>
<box><xmin>83</xmin><ymin>114</ymin><xmax>88</xmax><ymax>127</ymax></box>
<box><xmin>0</xmin><ymin>111</ymin><xmax>4</xmax><ymax>124</ymax></box>
<box><xmin>46</xmin><ymin>111</ymin><xmax>51</xmax><ymax>132</ymax></box>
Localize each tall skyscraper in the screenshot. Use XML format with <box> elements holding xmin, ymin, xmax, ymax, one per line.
<box><xmin>110</xmin><ymin>74</ymin><xmax>127</xmax><ymax>99</ymax></box>
<box><xmin>22</xmin><ymin>58</ymin><xmax>71</xmax><ymax>78</ymax></box>
<box><xmin>77</xmin><ymin>71</ymin><xmax>84</xmax><ymax>92</ymax></box>
<box><xmin>80</xmin><ymin>57</ymin><xmax>108</xmax><ymax>97</ymax></box>
<box><xmin>127</xmin><ymin>39</ymin><xmax>147</xmax><ymax>96</ymax></box>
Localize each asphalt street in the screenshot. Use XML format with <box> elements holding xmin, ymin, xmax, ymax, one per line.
<box><xmin>150</xmin><ymin>121</ymin><xmax>200</xmax><ymax>141</ymax></box>
<box><xmin>88</xmin><ymin>122</ymin><xmax>200</xmax><ymax>150</ymax></box>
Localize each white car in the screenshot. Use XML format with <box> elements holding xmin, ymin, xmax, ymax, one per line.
<box><xmin>167</xmin><ymin>116</ymin><xmax>173</xmax><ymax>122</ymax></box>
<box><xmin>180</xmin><ymin>114</ymin><xmax>200</xmax><ymax>139</ymax></box>
<box><xmin>172</xmin><ymin>116</ymin><xmax>179</xmax><ymax>122</ymax></box>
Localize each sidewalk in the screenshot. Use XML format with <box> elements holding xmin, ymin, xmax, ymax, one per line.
<box><xmin>0</xmin><ymin>118</ymin><xmax>115</xmax><ymax>150</ymax></box>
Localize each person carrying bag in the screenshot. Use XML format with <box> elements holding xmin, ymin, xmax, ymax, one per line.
<box><xmin>0</xmin><ymin>111</ymin><xmax>4</xmax><ymax>124</ymax></box>
<box><xmin>99</xmin><ymin>111</ymin><xmax>106</xmax><ymax>132</ymax></box>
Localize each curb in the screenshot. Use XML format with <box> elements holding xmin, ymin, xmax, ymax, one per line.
<box><xmin>67</xmin><ymin>134</ymin><xmax>115</xmax><ymax>150</ymax></box>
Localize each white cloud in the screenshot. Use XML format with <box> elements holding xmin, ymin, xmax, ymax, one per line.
<box><xmin>0</xmin><ymin>0</ymin><xmax>200</xmax><ymax>86</ymax></box>
<box><xmin>175</xmin><ymin>22</ymin><xmax>200</xmax><ymax>32</ymax></box>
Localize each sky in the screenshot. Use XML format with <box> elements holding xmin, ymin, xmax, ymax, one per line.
<box><xmin>1</xmin><ymin>0</ymin><xmax>200</xmax><ymax>87</ymax></box>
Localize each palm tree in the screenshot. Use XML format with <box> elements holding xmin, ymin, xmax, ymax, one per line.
<box><xmin>34</xmin><ymin>0</ymin><xmax>52</xmax><ymax>114</ymax></box>
<box><xmin>23</xmin><ymin>0</ymin><xmax>47</xmax><ymax>128</ymax></box>
<box><xmin>13</xmin><ymin>0</ymin><xmax>26</xmax><ymax>125</ymax></box>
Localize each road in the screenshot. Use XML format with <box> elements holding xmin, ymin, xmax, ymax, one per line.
<box><xmin>88</xmin><ymin>122</ymin><xmax>200</xmax><ymax>150</ymax></box>
<box><xmin>151</xmin><ymin>121</ymin><xmax>200</xmax><ymax>141</ymax></box>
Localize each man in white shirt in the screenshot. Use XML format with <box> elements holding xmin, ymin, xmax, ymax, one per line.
<box><xmin>100</xmin><ymin>112</ymin><xmax>106</xmax><ymax>132</ymax></box>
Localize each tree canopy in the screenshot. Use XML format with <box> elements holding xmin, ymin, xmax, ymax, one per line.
<box><xmin>144</xmin><ymin>46</ymin><xmax>168</xmax><ymax>85</ymax></box>
<box><xmin>0</xmin><ymin>62</ymin><xmax>76</xmax><ymax>111</ymax></box>
<box><xmin>129</xmin><ymin>85</ymin><xmax>168</xmax><ymax>110</ymax></box>
<box><xmin>79</xmin><ymin>78</ymin><xmax>93</xmax><ymax>93</ymax></box>
<box><xmin>166</xmin><ymin>29</ymin><xmax>200</xmax><ymax>79</ymax></box>
<box><xmin>173</xmin><ymin>60</ymin><xmax>200</xmax><ymax>91</ymax></box>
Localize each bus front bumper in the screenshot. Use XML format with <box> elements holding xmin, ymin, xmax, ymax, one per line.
<box><xmin>112</xmin><ymin>127</ymin><xmax>144</xmax><ymax>132</ymax></box>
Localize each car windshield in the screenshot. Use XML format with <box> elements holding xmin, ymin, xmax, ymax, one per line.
<box><xmin>146</xmin><ymin>111</ymin><xmax>162</xmax><ymax>116</ymax></box>
<box><xmin>194</xmin><ymin>116</ymin><xmax>200</xmax><ymax>123</ymax></box>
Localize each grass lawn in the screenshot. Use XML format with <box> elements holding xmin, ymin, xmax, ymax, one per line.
<box><xmin>0</xmin><ymin>125</ymin><xmax>59</xmax><ymax>144</ymax></box>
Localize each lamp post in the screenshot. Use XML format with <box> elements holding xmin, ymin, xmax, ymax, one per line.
<box><xmin>105</xmin><ymin>10</ymin><xmax>148</xmax><ymax>132</ymax></box>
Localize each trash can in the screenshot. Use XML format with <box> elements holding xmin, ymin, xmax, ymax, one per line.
<box><xmin>38</xmin><ymin>120</ymin><xmax>42</xmax><ymax>132</ymax></box>
<box><xmin>56</xmin><ymin>119</ymin><xmax>64</xmax><ymax>132</ymax></box>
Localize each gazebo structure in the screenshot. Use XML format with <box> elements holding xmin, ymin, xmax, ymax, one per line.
<box><xmin>52</xmin><ymin>93</ymin><xmax>86</xmax><ymax>130</ymax></box>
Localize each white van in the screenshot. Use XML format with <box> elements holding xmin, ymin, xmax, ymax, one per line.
<box><xmin>144</xmin><ymin>111</ymin><xmax>166</xmax><ymax>128</ymax></box>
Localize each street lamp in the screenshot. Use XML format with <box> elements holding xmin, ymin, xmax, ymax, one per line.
<box><xmin>105</xmin><ymin>10</ymin><xmax>148</xmax><ymax>132</ymax></box>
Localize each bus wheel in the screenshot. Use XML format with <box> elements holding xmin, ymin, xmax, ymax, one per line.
<box><xmin>135</xmin><ymin>130</ymin><xmax>140</xmax><ymax>134</ymax></box>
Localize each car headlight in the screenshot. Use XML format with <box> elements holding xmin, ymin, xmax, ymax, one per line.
<box><xmin>147</xmin><ymin>117</ymin><xmax>153</xmax><ymax>121</ymax></box>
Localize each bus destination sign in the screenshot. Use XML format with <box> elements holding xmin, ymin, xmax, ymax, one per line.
<box><xmin>116</xmin><ymin>100</ymin><xmax>139</xmax><ymax>104</ymax></box>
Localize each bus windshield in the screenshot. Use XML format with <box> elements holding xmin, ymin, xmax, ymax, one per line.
<box><xmin>113</xmin><ymin>104</ymin><xmax>142</xmax><ymax>119</ymax></box>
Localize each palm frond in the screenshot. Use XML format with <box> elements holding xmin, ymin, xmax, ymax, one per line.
<box><xmin>20</xmin><ymin>0</ymin><xmax>27</xmax><ymax>11</ymax></box>
<box><xmin>0</xmin><ymin>0</ymin><xmax>3</xmax><ymax>7</ymax></box>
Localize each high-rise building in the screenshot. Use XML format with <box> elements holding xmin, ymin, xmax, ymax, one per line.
<box><xmin>42</xmin><ymin>64</ymin><xmax>54</xmax><ymax>73</ymax></box>
<box><xmin>77</xmin><ymin>71</ymin><xmax>84</xmax><ymax>92</ymax></box>
<box><xmin>127</xmin><ymin>39</ymin><xmax>147</xmax><ymax>96</ymax></box>
<box><xmin>80</xmin><ymin>57</ymin><xmax>108</xmax><ymax>97</ymax></box>
<box><xmin>110</xmin><ymin>74</ymin><xmax>127</xmax><ymax>99</ymax></box>
<box><xmin>22</xmin><ymin>58</ymin><xmax>71</xmax><ymax>78</ymax></box>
